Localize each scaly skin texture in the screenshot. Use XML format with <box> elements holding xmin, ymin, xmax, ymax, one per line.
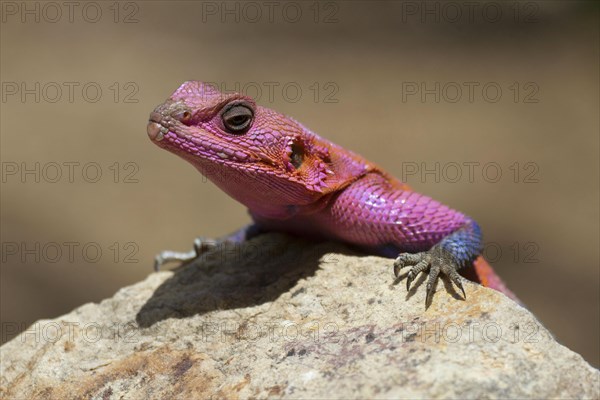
<box><xmin>147</xmin><ymin>81</ymin><xmax>517</xmax><ymax>304</ymax></box>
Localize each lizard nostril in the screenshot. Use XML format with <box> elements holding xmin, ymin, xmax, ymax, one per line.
<box><xmin>149</xmin><ymin>112</ymin><xmax>162</xmax><ymax>124</ymax></box>
<box><xmin>174</xmin><ymin>110</ymin><xmax>192</xmax><ymax>125</ymax></box>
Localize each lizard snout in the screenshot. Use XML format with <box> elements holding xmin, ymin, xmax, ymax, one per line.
<box><xmin>147</xmin><ymin>112</ymin><xmax>165</xmax><ymax>142</ymax></box>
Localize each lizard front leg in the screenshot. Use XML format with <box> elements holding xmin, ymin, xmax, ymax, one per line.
<box><xmin>153</xmin><ymin>224</ymin><xmax>263</xmax><ymax>271</ymax></box>
<box><xmin>322</xmin><ymin>173</ymin><xmax>486</xmax><ymax>305</ymax></box>
<box><xmin>394</xmin><ymin>220</ymin><xmax>482</xmax><ymax>305</ymax></box>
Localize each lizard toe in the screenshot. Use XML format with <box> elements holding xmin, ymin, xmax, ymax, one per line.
<box><xmin>405</xmin><ymin>259</ymin><xmax>430</xmax><ymax>291</ymax></box>
<box><xmin>393</xmin><ymin>252</ymin><xmax>425</xmax><ymax>277</ymax></box>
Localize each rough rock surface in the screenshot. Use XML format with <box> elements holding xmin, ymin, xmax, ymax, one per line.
<box><xmin>1</xmin><ymin>233</ymin><xmax>598</xmax><ymax>399</ymax></box>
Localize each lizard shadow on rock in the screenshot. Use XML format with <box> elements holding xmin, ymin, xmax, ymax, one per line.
<box><xmin>136</xmin><ymin>233</ymin><xmax>359</xmax><ymax>328</ymax></box>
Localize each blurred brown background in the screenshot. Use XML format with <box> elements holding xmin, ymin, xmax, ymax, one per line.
<box><xmin>1</xmin><ymin>1</ymin><xmax>598</xmax><ymax>368</ymax></box>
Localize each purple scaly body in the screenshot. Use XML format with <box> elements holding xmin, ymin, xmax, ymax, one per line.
<box><xmin>148</xmin><ymin>81</ymin><xmax>511</xmax><ymax>305</ymax></box>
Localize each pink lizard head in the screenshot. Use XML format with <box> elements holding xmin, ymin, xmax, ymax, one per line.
<box><xmin>147</xmin><ymin>81</ymin><xmax>373</xmax><ymax>218</ymax></box>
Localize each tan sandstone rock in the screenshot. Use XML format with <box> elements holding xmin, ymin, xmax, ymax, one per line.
<box><xmin>1</xmin><ymin>233</ymin><xmax>598</xmax><ymax>399</ymax></box>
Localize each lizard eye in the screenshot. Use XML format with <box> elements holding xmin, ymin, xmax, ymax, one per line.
<box><xmin>222</xmin><ymin>102</ymin><xmax>254</xmax><ymax>134</ymax></box>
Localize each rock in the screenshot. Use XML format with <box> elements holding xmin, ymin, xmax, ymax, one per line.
<box><xmin>1</xmin><ymin>233</ymin><xmax>598</xmax><ymax>399</ymax></box>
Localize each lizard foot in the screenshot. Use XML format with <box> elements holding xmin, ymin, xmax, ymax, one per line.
<box><xmin>393</xmin><ymin>245</ymin><xmax>466</xmax><ymax>305</ymax></box>
<box><xmin>154</xmin><ymin>237</ymin><xmax>217</xmax><ymax>272</ymax></box>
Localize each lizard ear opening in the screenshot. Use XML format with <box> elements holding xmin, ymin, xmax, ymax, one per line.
<box><xmin>290</xmin><ymin>141</ymin><xmax>305</xmax><ymax>169</ymax></box>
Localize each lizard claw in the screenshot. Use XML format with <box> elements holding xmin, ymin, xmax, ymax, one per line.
<box><xmin>153</xmin><ymin>237</ymin><xmax>217</xmax><ymax>271</ymax></box>
<box><xmin>444</xmin><ymin>266</ymin><xmax>466</xmax><ymax>299</ymax></box>
<box><xmin>394</xmin><ymin>245</ymin><xmax>466</xmax><ymax>305</ymax></box>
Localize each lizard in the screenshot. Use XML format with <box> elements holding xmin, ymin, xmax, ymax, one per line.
<box><xmin>146</xmin><ymin>81</ymin><xmax>517</xmax><ymax>305</ymax></box>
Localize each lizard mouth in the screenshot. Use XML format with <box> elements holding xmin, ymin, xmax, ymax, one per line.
<box><xmin>147</xmin><ymin>112</ymin><xmax>167</xmax><ymax>142</ymax></box>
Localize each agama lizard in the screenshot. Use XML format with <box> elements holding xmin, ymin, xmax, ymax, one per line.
<box><xmin>147</xmin><ymin>81</ymin><xmax>517</xmax><ymax>305</ymax></box>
